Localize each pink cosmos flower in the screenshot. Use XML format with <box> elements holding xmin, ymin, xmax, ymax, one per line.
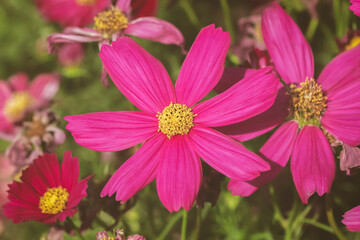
<box><xmin>221</xmin><ymin>2</ymin><xmax>360</xmax><ymax>203</ymax></box>
<box><xmin>0</xmin><ymin>73</ymin><xmax>59</xmax><ymax>140</ymax></box>
<box><xmin>349</xmin><ymin>0</ymin><xmax>360</xmax><ymax>16</ymax></box>
<box><xmin>342</xmin><ymin>205</ymin><xmax>360</xmax><ymax>232</ymax></box>
<box><xmin>57</xmin><ymin>43</ymin><xmax>84</xmax><ymax>67</ymax></box>
<box><xmin>35</xmin><ymin>0</ymin><xmax>111</xmax><ymax>27</ymax></box>
<box><xmin>65</xmin><ymin>24</ymin><xmax>279</xmax><ymax>212</ymax></box>
<box><xmin>2</xmin><ymin>152</ymin><xmax>90</xmax><ymax>224</ymax></box>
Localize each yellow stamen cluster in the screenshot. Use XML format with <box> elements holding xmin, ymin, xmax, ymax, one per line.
<box><xmin>94</xmin><ymin>7</ymin><xmax>128</xmax><ymax>37</ymax></box>
<box><xmin>3</xmin><ymin>92</ymin><xmax>33</xmax><ymax>122</ymax></box>
<box><xmin>157</xmin><ymin>103</ymin><xmax>196</xmax><ymax>139</ymax></box>
<box><xmin>289</xmin><ymin>78</ymin><xmax>327</xmax><ymax>126</ymax></box>
<box><xmin>345</xmin><ymin>36</ymin><xmax>360</xmax><ymax>51</ymax></box>
<box><xmin>76</xmin><ymin>0</ymin><xmax>98</xmax><ymax>6</ymax></box>
<box><xmin>39</xmin><ymin>187</ymin><xmax>69</xmax><ymax>215</ymax></box>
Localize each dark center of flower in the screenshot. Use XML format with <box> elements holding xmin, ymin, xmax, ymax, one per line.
<box><xmin>289</xmin><ymin>77</ymin><xmax>327</xmax><ymax>127</ymax></box>
<box><xmin>26</xmin><ymin>120</ymin><xmax>47</xmax><ymax>139</ymax></box>
<box><xmin>94</xmin><ymin>7</ymin><xmax>128</xmax><ymax>38</ymax></box>
<box><xmin>76</xmin><ymin>0</ymin><xmax>98</xmax><ymax>6</ymax></box>
<box><xmin>39</xmin><ymin>187</ymin><xmax>69</xmax><ymax>215</ymax></box>
<box><xmin>157</xmin><ymin>103</ymin><xmax>196</xmax><ymax>139</ymax></box>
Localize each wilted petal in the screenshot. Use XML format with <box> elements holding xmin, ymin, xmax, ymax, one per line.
<box><xmin>342</xmin><ymin>205</ymin><xmax>360</xmax><ymax>232</ymax></box>
<box><xmin>291</xmin><ymin>125</ymin><xmax>335</xmax><ymax>204</ymax></box>
<box><xmin>340</xmin><ymin>143</ymin><xmax>360</xmax><ymax>174</ymax></box>
<box><xmin>157</xmin><ymin>135</ymin><xmax>201</xmax><ymax>212</ymax></box>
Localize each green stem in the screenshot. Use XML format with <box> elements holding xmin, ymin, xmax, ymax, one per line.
<box><xmin>156</xmin><ymin>211</ymin><xmax>183</xmax><ymax>240</ymax></box>
<box><xmin>181</xmin><ymin>209</ymin><xmax>188</xmax><ymax>240</ymax></box>
<box><xmin>305</xmin><ymin>18</ymin><xmax>319</xmax><ymax>41</ymax></box>
<box><xmin>193</xmin><ymin>207</ymin><xmax>201</xmax><ymax>240</ymax></box>
<box><xmin>325</xmin><ymin>195</ymin><xmax>346</xmax><ymax>240</ymax></box>
<box><xmin>67</xmin><ymin>218</ymin><xmax>85</xmax><ymax>240</ymax></box>
<box><xmin>179</xmin><ymin>0</ymin><xmax>200</xmax><ymax>28</ymax></box>
<box><xmin>220</xmin><ymin>0</ymin><xmax>235</xmax><ymax>42</ymax></box>
<box><xmin>302</xmin><ymin>218</ymin><xmax>333</xmax><ymax>233</ymax></box>
<box><xmin>269</xmin><ymin>184</ymin><xmax>285</xmax><ymax>226</ymax></box>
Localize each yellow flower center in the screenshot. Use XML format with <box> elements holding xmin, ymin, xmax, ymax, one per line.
<box><xmin>3</xmin><ymin>92</ymin><xmax>33</xmax><ymax>122</ymax></box>
<box><xmin>345</xmin><ymin>36</ymin><xmax>360</xmax><ymax>51</ymax></box>
<box><xmin>157</xmin><ymin>103</ymin><xmax>196</xmax><ymax>139</ymax></box>
<box><xmin>39</xmin><ymin>187</ymin><xmax>69</xmax><ymax>215</ymax></box>
<box><xmin>94</xmin><ymin>7</ymin><xmax>128</xmax><ymax>38</ymax></box>
<box><xmin>289</xmin><ymin>78</ymin><xmax>327</xmax><ymax>127</ymax></box>
<box><xmin>76</xmin><ymin>0</ymin><xmax>98</xmax><ymax>6</ymax></box>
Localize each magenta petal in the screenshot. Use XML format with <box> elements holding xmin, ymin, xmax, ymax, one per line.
<box><xmin>350</xmin><ymin>0</ymin><xmax>360</xmax><ymax>16</ymax></box>
<box><xmin>61</xmin><ymin>151</ymin><xmax>79</xmax><ymax>191</ymax></box>
<box><xmin>193</xmin><ymin>67</ymin><xmax>279</xmax><ymax>127</ymax></box>
<box><xmin>116</xmin><ymin>0</ymin><xmax>131</xmax><ymax>13</ymax></box>
<box><xmin>228</xmin><ymin>121</ymin><xmax>298</xmax><ymax>197</ymax></box>
<box><xmin>125</xmin><ymin>17</ymin><xmax>184</xmax><ymax>46</ymax></box>
<box><xmin>262</xmin><ymin>2</ymin><xmax>314</xmax><ymax>84</ymax></box>
<box><xmin>175</xmin><ymin>24</ymin><xmax>230</xmax><ymax>106</ymax></box>
<box><xmin>340</xmin><ymin>143</ymin><xmax>360</xmax><ymax>174</ymax></box>
<box><xmin>0</xmin><ymin>81</ymin><xmax>11</xmax><ymax>108</ymax></box>
<box><xmin>99</xmin><ymin>37</ymin><xmax>176</xmax><ymax>114</ymax></box>
<box><xmin>291</xmin><ymin>125</ymin><xmax>335</xmax><ymax>204</ymax></box>
<box><xmin>188</xmin><ymin>126</ymin><xmax>270</xmax><ymax>180</ymax></box>
<box><xmin>215</xmin><ymin>85</ymin><xmax>289</xmax><ymax>141</ymax></box>
<box><xmin>156</xmin><ymin>135</ymin><xmax>201</xmax><ymax>212</ymax></box>
<box><xmin>29</xmin><ymin>74</ymin><xmax>59</xmax><ymax>103</ymax></box>
<box><xmin>342</xmin><ymin>205</ymin><xmax>360</xmax><ymax>232</ymax></box>
<box><xmin>9</xmin><ymin>73</ymin><xmax>29</xmax><ymax>91</ymax></box>
<box><xmin>101</xmin><ymin>134</ymin><xmax>166</xmax><ymax>202</ymax></box>
<box><xmin>65</xmin><ymin>111</ymin><xmax>158</xmax><ymax>152</ymax></box>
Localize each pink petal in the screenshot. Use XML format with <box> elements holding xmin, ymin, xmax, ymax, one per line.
<box><xmin>156</xmin><ymin>135</ymin><xmax>201</xmax><ymax>212</ymax></box>
<box><xmin>67</xmin><ymin>176</ymin><xmax>91</xmax><ymax>209</ymax></box>
<box><xmin>65</xmin><ymin>111</ymin><xmax>158</xmax><ymax>152</ymax></box>
<box><xmin>0</xmin><ymin>113</ymin><xmax>16</xmax><ymax>139</ymax></box>
<box><xmin>188</xmin><ymin>126</ymin><xmax>270</xmax><ymax>180</ymax></box>
<box><xmin>342</xmin><ymin>205</ymin><xmax>360</xmax><ymax>232</ymax></box>
<box><xmin>0</xmin><ymin>81</ymin><xmax>11</xmax><ymax>108</ymax></box>
<box><xmin>61</xmin><ymin>151</ymin><xmax>79</xmax><ymax>191</ymax></box>
<box><xmin>213</xmin><ymin>67</ymin><xmax>258</xmax><ymax>94</ymax></box>
<box><xmin>215</xmin><ymin>85</ymin><xmax>289</xmax><ymax>141</ymax></box>
<box><xmin>101</xmin><ymin>133</ymin><xmax>166</xmax><ymax>202</ymax></box>
<box><xmin>116</xmin><ymin>0</ymin><xmax>131</xmax><ymax>13</ymax></box>
<box><xmin>99</xmin><ymin>37</ymin><xmax>176</xmax><ymax>114</ymax></box>
<box><xmin>291</xmin><ymin>125</ymin><xmax>335</xmax><ymax>204</ymax></box>
<box><xmin>175</xmin><ymin>24</ymin><xmax>230</xmax><ymax>107</ymax></box>
<box><xmin>29</xmin><ymin>74</ymin><xmax>59</xmax><ymax>102</ymax></box>
<box><xmin>193</xmin><ymin>67</ymin><xmax>279</xmax><ymax>127</ymax></box>
<box><xmin>262</xmin><ymin>2</ymin><xmax>314</xmax><ymax>84</ymax></box>
<box><xmin>350</xmin><ymin>0</ymin><xmax>360</xmax><ymax>17</ymax></box>
<box><xmin>9</xmin><ymin>73</ymin><xmax>29</xmax><ymax>91</ymax></box>
<box><xmin>228</xmin><ymin>121</ymin><xmax>298</xmax><ymax>197</ymax></box>
<box><xmin>340</xmin><ymin>143</ymin><xmax>360</xmax><ymax>174</ymax></box>
<box><xmin>125</xmin><ymin>17</ymin><xmax>184</xmax><ymax>46</ymax></box>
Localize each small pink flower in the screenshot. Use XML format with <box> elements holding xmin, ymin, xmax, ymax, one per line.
<box><xmin>342</xmin><ymin>205</ymin><xmax>360</xmax><ymax>232</ymax></box>
<box><xmin>57</xmin><ymin>43</ymin><xmax>84</xmax><ymax>67</ymax></box>
<box><xmin>349</xmin><ymin>0</ymin><xmax>360</xmax><ymax>16</ymax></box>
<box><xmin>35</xmin><ymin>0</ymin><xmax>111</xmax><ymax>27</ymax></box>
<box><xmin>0</xmin><ymin>73</ymin><xmax>59</xmax><ymax>140</ymax></box>
<box><xmin>65</xmin><ymin>25</ymin><xmax>279</xmax><ymax>212</ymax></box>
<box><xmin>2</xmin><ymin>152</ymin><xmax>91</xmax><ymax>224</ymax></box>
<box><xmin>221</xmin><ymin>2</ymin><xmax>360</xmax><ymax>203</ymax></box>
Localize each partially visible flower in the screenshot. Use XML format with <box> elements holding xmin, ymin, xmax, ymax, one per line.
<box><xmin>0</xmin><ymin>156</ymin><xmax>15</xmax><ymax>208</ymax></box>
<box><xmin>131</xmin><ymin>0</ymin><xmax>158</xmax><ymax>18</ymax></box>
<box><xmin>65</xmin><ymin>25</ymin><xmax>279</xmax><ymax>212</ymax></box>
<box><xmin>349</xmin><ymin>0</ymin><xmax>360</xmax><ymax>16</ymax></box>
<box><xmin>0</xmin><ymin>73</ymin><xmax>59</xmax><ymax>140</ymax></box>
<box><xmin>57</xmin><ymin>43</ymin><xmax>84</xmax><ymax>67</ymax></box>
<box><xmin>35</xmin><ymin>0</ymin><xmax>111</xmax><ymax>27</ymax></box>
<box><xmin>3</xmin><ymin>152</ymin><xmax>90</xmax><ymax>224</ymax></box>
<box><xmin>337</xmin><ymin>30</ymin><xmax>360</xmax><ymax>52</ymax></box>
<box><xmin>6</xmin><ymin>110</ymin><xmax>66</xmax><ymax>169</ymax></box>
<box><xmin>342</xmin><ymin>205</ymin><xmax>360</xmax><ymax>232</ymax></box>
<box><xmin>46</xmin><ymin>227</ymin><xmax>65</xmax><ymax>240</ymax></box>
<box><xmin>340</xmin><ymin>143</ymin><xmax>360</xmax><ymax>175</ymax></box>
<box><xmin>97</xmin><ymin>229</ymin><xmax>145</xmax><ymax>240</ymax></box>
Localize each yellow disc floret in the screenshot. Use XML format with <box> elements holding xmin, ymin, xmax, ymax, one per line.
<box><xmin>345</xmin><ymin>36</ymin><xmax>360</xmax><ymax>51</ymax></box>
<box><xmin>39</xmin><ymin>187</ymin><xmax>69</xmax><ymax>215</ymax></box>
<box><xmin>289</xmin><ymin>77</ymin><xmax>327</xmax><ymax>127</ymax></box>
<box><xmin>76</xmin><ymin>0</ymin><xmax>98</xmax><ymax>6</ymax></box>
<box><xmin>157</xmin><ymin>103</ymin><xmax>196</xmax><ymax>139</ymax></box>
<box><xmin>3</xmin><ymin>92</ymin><xmax>33</xmax><ymax>122</ymax></box>
<box><xmin>94</xmin><ymin>7</ymin><xmax>128</xmax><ymax>38</ymax></box>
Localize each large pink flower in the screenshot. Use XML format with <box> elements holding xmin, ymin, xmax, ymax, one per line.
<box><xmin>350</xmin><ymin>0</ymin><xmax>360</xmax><ymax>16</ymax></box>
<box><xmin>2</xmin><ymin>152</ymin><xmax>90</xmax><ymax>224</ymax></box>
<box><xmin>35</xmin><ymin>0</ymin><xmax>110</xmax><ymax>27</ymax></box>
<box><xmin>65</xmin><ymin>25</ymin><xmax>279</xmax><ymax>212</ymax></box>
<box><xmin>0</xmin><ymin>73</ymin><xmax>59</xmax><ymax>140</ymax></box>
<box><xmin>223</xmin><ymin>2</ymin><xmax>360</xmax><ymax>203</ymax></box>
<box><xmin>342</xmin><ymin>205</ymin><xmax>360</xmax><ymax>232</ymax></box>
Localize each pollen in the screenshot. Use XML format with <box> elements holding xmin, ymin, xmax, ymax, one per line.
<box><xmin>94</xmin><ymin>7</ymin><xmax>128</xmax><ymax>38</ymax></box>
<box><xmin>39</xmin><ymin>187</ymin><xmax>69</xmax><ymax>215</ymax></box>
<box><xmin>157</xmin><ymin>103</ymin><xmax>196</xmax><ymax>139</ymax></box>
<box><xmin>76</xmin><ymin>0</ymin><xmax>98</xmax><ymax>6</ymax></box>
<box><xmin>289</xmin><ymin>77</ymin><xmax>327</xmax><ymax>126</ymax></box>
<box><xmin>345</xmin><ymin>36</ymin><xmax>360</xmax><ymax>51</ymax></box>
<box><xmin>3</xmin><ymin>92</ymin><xmax>33</xmax><ymax>122</ymax></box>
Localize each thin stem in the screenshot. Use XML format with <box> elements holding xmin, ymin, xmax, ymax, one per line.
<box><xmin>220</xmin><ymin>0</ymin><xmax>235</xmax><ymax>41</ymax></box>
<box><xmin>156</xmin><ymin>211</ymin><xmax>183</xmax><ymax>240</ymax></box>
<box><xmin>302</xmin><ymin>218</ymin><xmax>333</xmax><ymax>233</ymax></box>
<box><xmin>325</xmin><ymin>195</ymin><xmax>346</xmax><ymax>240</ymax></box>
<box><xmin>305</xmin><ymin>18</ymin><xmax>319</xmax><ymax>41</ymax></box>
<box><xmin>179</xmin><ymin>0</ymin><xmax>200</xmax><ymax>28</ymax></box>
<box><xmin>193</xmin><ymin>207</ymin><xmax>201</xmax><ymax>240</ymax></box>
<box><xmin>181</xmin><ymin>209</ymin><xmax>188</xmax><ymax>240</ymax></box>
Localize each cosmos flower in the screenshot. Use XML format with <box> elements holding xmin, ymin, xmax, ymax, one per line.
<box><xmin>342</xmin><ymin>205</ymin><xmax>360</xmax><ymax>232</ymax></box>
<box><xmin>35</xmin><ymin>0</ymin><xmax>111</xmax><ymax>27</ymax></box>
<box><xmin>0</xmin><ymin>73</ymin><xmax>59</xmax><ymax>140</ymax></box>
<box><xmin>222</xmin><ymin>2</ymin><xmax>360</xmax><ymax>203</ymax></box>
<box><xmin>65</xmin><ymin>25</ymin><xmax>279</xmax><ymax>212</ymax></box>
<box><xmin>2</xmin><ymin>152</ymin><xmax>90</xmax><ymax>224</ymax></box>
<box><xmin>349</xmin><ymin>0</ymin><xmax>360</xmax><ymax>16</ymax></box>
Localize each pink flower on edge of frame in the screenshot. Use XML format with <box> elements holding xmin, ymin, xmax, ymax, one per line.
<box><xmin>0</xmin><ymin>73</ymin><xmax>59</xmax><ymax>140</ymax></box>
<box><xmin>2</xmin><ymin>152</ymin><xmax>91</xmax><ymax>224</ymax></box>
<box><xmin>35</xmin><ymin>0</ymin><xmax>111</xmax><ymax>27</ymax></box>
<box><xmin>350</xmin><ymin>0</ymin><xmax>360</xmax><ymax>17</ymax></box>
<box><xmin>342</xmin><ymin>205</ymin><xmax>360</xmax><ymax>232</ymax></box>
<box><xmin>221</xmin><ymin>2</ymin><xmax>360</xmax><ymax>203</ymax></box>
<box><xmin>65</xmin><ymin>25</ymin><xmax>280</xmax><ymax>212</ymax></box>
